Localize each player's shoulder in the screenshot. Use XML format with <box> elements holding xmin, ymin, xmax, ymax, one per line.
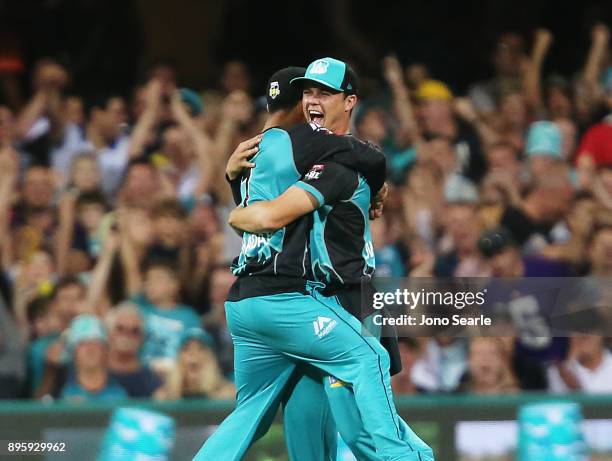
<box><xmin>258</xmin><ymin>127</ymin><xmax>293</xmax><ymax>158</ymax></box>
<box><xmin>287</xmin><ymin>122</ymin><xmax>334</xmax><ymax>141</ymax></box>
<box><xmin>261</xmin><ymin>126</ymin><xmax>291</xmax><ymax>144</ymax></box>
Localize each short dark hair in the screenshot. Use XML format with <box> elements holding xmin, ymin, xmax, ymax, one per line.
<box><xmin>84</xmin><ymin>92</ymin><xmax>123</xmax><ymax>116</ymax></box>
<box><xmin>151</xmin><ymin>198</ymin><xmax>187</xmax><ymax>220</ymax></box>
<box><xmin>142</xmin><ymin>257</ymin><xmax>180</xmax><ymax>278</ymax></box>
<box><xmin>51</xmin><ymin>275</ymin><xmax>84</xmax><ymax>300</ymax></box>
<box><xmin>76</xmin><ymin>190</ymin><xmax>108</xmax><ymax>210</ymax></box>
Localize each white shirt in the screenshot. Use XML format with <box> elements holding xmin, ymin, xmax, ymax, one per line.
<box><xmin>548</xmin><ymin>349</ymin><xmax>612</xmax><ymax>394</ymax></box>
<box><xmin>411</xmin><ymin>339</ymin><xmax>467</xmax><ymax>392</ymax></box>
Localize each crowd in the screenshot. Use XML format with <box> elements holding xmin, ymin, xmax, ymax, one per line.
<box><xmin>1</xmin><ymin>24</ymin><xmax>612</xmax><ymax>403</ymax></box>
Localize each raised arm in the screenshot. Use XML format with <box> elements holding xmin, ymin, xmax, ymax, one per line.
<box><xmin>523</xmin><ymin>28</ymin><xmax>553</xmax><ymax>114</ymax></box>
<box><xmin>170</xmin><ymin>89</ymin><xmax>216</xmax><ymax>195</ymax></box>
<box><xmin>382</xmin><ymin>55</ymin><xmax>420</xmax><ymax>148</ymax></box>
<box><xmin>583</xmin><ymin>24</ymin><xmax>610</xmax><ymax>90</ymax></box>
<box><xmin>0</xmin><ymin>145</ymin><xmax>18</xmax><ymax>270</ymax></box>
<box><xmin>54</xmin><ymin>190</ymin><xmax>77</xmax><ymax>276</ymax></box>
<box><xmin>84</xmin><ymin>231</ymin><xmax>120</xmax><ymax>317</ymax></box>
<box><xmin>127</xmin><ymin>79</ymin><xmax>162</xmax><ymax>160</ymax></box>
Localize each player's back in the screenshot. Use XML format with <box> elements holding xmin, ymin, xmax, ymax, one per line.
<box><xmin>232</xmin><ymin>127</ymin><xmax>310</xmax><ymax>284</ymax></box>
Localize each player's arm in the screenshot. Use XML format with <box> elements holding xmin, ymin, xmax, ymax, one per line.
<box><xmin>229</xmin><ymin>162</ymin><xmax>355</xmax><ymax>233</ymax></box>
<box><xmin>228</xmin><ymin>187</ymin><xmax>319</xmax><ymax>233</ymax></box>
<box><xmin>295</xmin><ymin>125</ymin><xmax>387</xmax><ymax>196</ymax></box>
<box><xmin>225</xmin><ymin>135</ymin><xmax>260</xmax><ymax>205</ymax></box>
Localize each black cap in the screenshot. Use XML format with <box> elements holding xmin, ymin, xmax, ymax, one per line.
<box><xmin>265</xmin><ymin>66</ymin><xmax>306</xmax><ymax>112</ymax></box>
<box><xmin>478</xmin><ymin>227</ymin><xmax>517</xmax><ymax>258</ymax></box>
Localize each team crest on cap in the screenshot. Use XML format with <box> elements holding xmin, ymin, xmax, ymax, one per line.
<box><xmin>269</xmin><ymin>81</ymin><xmax>280</xmax><ymax>99</ymax></box>
<box><xmin>310</xmin><ymin>59</ymin><xmax>329</xmax><ymax>75</ymax></box>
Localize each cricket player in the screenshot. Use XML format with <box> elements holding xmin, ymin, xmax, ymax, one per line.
<box><xmin>229</xmin><ymin>58</ymin><xmax>433</xmax><ymax>461</ymax></box>
<box><xmin>193</xmin><ymin>66</ymin><xmax>395</xmax><ymax>460</ymax></box>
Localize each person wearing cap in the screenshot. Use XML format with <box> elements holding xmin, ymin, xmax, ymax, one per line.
<box><xmin>59</xmin><ymin>314</ymin><xmax>128</xmax><ymax>402</ymax></box>
<box><xmin>498</xmin><ymin>162</ymin><xmax>573</xmax><ymax>253</ymax></box>
<box><xmin>416</xmin><ymin>79</ymin><xmax>487</xmax><ymax>184</ymax></box>
<box><xmin>220</xmin><ymin>58</ymin><xmax>433</xmax><ymax>461</ymax></box>
<box><xmin>525</xmin><ymin>121</ymin><xmax>563</xmax><ymax>180</ymax></box>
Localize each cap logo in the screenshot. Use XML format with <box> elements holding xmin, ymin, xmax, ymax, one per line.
<box><xmin>269</xmin><ymin>81</ymin><xmax>280</xmax><ymax>99</ymax></box>
<box><xmin>310</xmin><ymin>60</ymin><xmax>329</xmax><ymax>75</ymax></box>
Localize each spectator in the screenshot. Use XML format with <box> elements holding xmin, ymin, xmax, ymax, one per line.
<box><xmin>548</xmin><ymin>334</ymin><xmax>612</xmax><ymax>394</ymax></box>
<box><xmin>27</xmin><ymin>276</ymin><xmax>86</xmax><ymax>395</ymax></box>
<box><xmin>434</xmin><ymin>203</ymin><xmax>490</xmax><ymax>277</ymax></box>
<box><xmin>149</xmin><ymin>199</ymin><xmax>189</xmax><ymax>266</ymax></box>
<box><xmin>0</xmin><ymin>293</ymin><xmax>25</xmax><ymax>398</ymax></box>
<box><xmin>158</xmin><ymin>327</ymin><xmax>234</xmax><ymax>400</ymax></box>
<box><xmin>411</xmin><ymin>338</ymin><xmax>468</xmax><ymax>393</ymax></box>
<box><xmin>468</xmin><ymin>33</ymin><xmax>526</xmax><ymax>117</ymax></box>
<box><xmin>60</xmin><ymin>314</ymin><xmax>127</xmax><ymax>402</ymax></box>
<box><xmin>220</xmin><ymin>60</ymin><xmax>251</xmax><ymax>94</ymax></box>
<box><xmin>74</xmin><ymin>190</ymin><xmax>108</xmax><ymax>259</ymax></box>
<box><xmin>458</xmin><ymin>337</ymin><xmax>519</xmax><ymax>394</ymax></box>
<box><xmin>69</xmin><ymin>153</ymin><xmax>102</xmax><ymax>194</ymax></box>
<box><xmin>524</xmin><ymin>121</ymin><xmax>564</xmax><ymax>181</ymax></box>
<box><xmin>106</xmin><ymin>302</ymin><xmax>162</xmax><ymax>398</ymax></box>
<box><xmin>371</xmin><ymin>217</ymin><xmax>406</xmax><ymax>277</ymax></box>
<box><xmin>131</xmin><ymin>259</ymin><xmax>200</xmax><ymax>372</ymax></box>
<box><xmin>415</xmin><ymin>80</ymin><xmax>487</xmax><ymax>183</ymax></box>
<box><xmin>588</xmin><ymin>226</ymin><xmax>612</xmax><ymax>277</ymax></box>
<box><xmin>499</xmin><ymin>164</ymin><xmax>573</xmax><ymax>253</ymax></box>
<box><xmin>391</xmin><ymin>338</ymin><xmax>421</xmax><ymax>396</ymax></box>
<box><xmin>478</xmin><ymin>227</ymin><xmax>572</xmax><ymax>389</ymax></box>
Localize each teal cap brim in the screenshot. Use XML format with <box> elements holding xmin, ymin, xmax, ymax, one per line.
<box><xmin>290</xmin><ymin>76</ymin><xmax>343</xmax><ymax>92</ymax></box>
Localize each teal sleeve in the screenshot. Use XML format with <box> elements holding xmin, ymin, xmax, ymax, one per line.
<box><xmin>294</xmin><ymin>181</ymin><xmax>325</xmax><ymax>207</ymax></box>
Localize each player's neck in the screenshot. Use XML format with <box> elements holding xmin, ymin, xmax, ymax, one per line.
<box><xmin>263</xmin><ymin>112</ymin><xmax>290</xmax><ymax>131</ymax></box>
<box><xmin>328</xmin><ymin>118</ymin><xmax>350</xmax><ymax>135</ymax></box>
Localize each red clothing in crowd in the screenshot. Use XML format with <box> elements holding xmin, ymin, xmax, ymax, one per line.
<box><xmin>576</xmin><ymin>118</ymin><xmax>612</xmax><ymax>166</ymax></box>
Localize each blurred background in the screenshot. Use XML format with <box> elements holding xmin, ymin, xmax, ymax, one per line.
<box><xmin>2</xmin><ymin>0</ymin><xmax>612</xmax><ymax>460</ymax></box>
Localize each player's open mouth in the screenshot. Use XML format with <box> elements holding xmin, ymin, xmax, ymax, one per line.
<box><xmin>308</xmin><ymin>109</ymin><xmax>324</xmax><ymax>125</ymax></box>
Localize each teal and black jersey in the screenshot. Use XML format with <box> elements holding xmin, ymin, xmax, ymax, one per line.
<box><xmin>228</xmin><ymin>123</ymin><xmax>385</xmax><ymax>300</ymax></box>
<box><xmin>295</xmin><ymin>159</ymin><xmax>375</xmax><ymax>291</ymax></box>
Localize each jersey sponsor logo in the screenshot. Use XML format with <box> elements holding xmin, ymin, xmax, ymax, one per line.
<box><xmin>241</xmin><ymin>233</ymin><xmax>271</xmax><ymax>252</ymax></box>
<box><xmin>310</xmin><ymin>59</ymin><xmax>329</xmax><ymax>74</ymax></box>
<box><xmin>328</xmin><ymin>376</ymin><xmax>348</xmax><ymax>388</ymax></box>
<box><xmin>305</xmin><ymin>164</ymin><xmax>324</xmax><ymax>180</ymax></box>
<box><xmin>269</xmin><ymin>81</ymin><xmax>280</xmax><ymax>99</ymax></box>
<box><xmin>313</xmin><ymin>316</ymin><xmax>337</xmax><ymax>338</ymax></box>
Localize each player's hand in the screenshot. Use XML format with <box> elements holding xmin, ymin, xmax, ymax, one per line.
<box><xmin>369</xmin><ymin>182</ymin><xmax>389</xmax><ymax>220</ymax></box>
<box><xmin>226</xmin><ymin>135</ymin><xmax>261</xmax><ymax>180</ymax></box>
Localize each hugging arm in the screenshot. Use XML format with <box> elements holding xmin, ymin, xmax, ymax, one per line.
<box><xmin>229</xmin><ymin>162</ymin><xmax>355</xmax><ymax>233</ymax></box>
